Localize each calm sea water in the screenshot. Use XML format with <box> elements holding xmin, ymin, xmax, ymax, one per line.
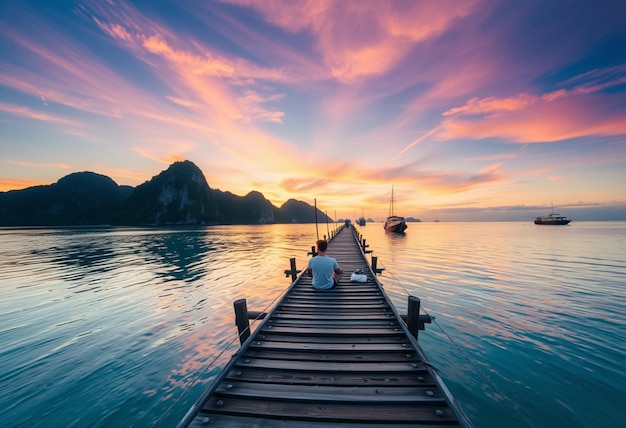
<box><xmin>1</xmin><ymin>223</ymin><xmax>624</xmax><ymax>428</ymax></box>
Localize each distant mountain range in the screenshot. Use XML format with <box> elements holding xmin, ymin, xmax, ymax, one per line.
<box><xmin>0</xmin><ymin>160</ymin><xmax>333</xmax><ymax>227</ymax></box>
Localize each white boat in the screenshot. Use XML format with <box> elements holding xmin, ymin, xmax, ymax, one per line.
<box><xmin>384</xmin><ymin>186</ymin><xmax>407</xmax><ymax>233</ymax></box>
<box><xmin>534</xmin><ymin>204</ymin><xmax>571</xmax><ymax>225</ymax></box>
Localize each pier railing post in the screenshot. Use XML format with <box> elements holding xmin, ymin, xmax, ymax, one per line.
<box><xmin>290</xmin><ymin>257</ymin><xmax>298</xmax><ymax>281</ymax></box>
<box><xmin>372</xmin><ymin>256</ymin><xmax>384</xmax><ymax>275</ymax></box>
<box><xmin>284</xmin><ymin>257</ymin><xmax>300</xmax><ymax>281</ymax></box>
<box><xmin>234</xmin><ymin>298</ymin><xmax>250</xmax><ymax>345</ymax></box>
<box><xmin>407</xmin><ymin>296</ymin><xmax>421</xmax><ymax>339</ymax></box>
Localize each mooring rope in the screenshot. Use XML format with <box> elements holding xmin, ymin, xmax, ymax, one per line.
<box><xmin>372</xmin><ymin>253</ymin><xmax>532</xmax><ymax>428</ymax></box>
<box><xmin>151</xmin><ymin>280</ymin><xmax>293</xmax><ymax>427</ymax></box>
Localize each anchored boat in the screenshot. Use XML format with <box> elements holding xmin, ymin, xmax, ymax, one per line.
<box><xmin>535</xmin><ymin>205</ymin><xmax>571</xmax><ymax>225</ymax></box>
<box><xmin>384</xmin><ymin>186</ymin><xmax>407</xmax><ymax>233</ymax></box>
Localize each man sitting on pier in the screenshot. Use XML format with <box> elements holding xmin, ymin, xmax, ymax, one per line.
<box><xmin>304</xmin><ymin>239</ymin><xmax>343</xmax><ymax>290</ymax></box>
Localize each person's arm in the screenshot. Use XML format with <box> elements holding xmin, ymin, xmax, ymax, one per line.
<box><xmin>303</xmin><ymin>266</ymin><xmax>312</xmax><ymax>277</ymax></box>
<box><xmin>333</xmin><ymin>260</ymin><xmax>343</xmax><ymax>275</ymax></box>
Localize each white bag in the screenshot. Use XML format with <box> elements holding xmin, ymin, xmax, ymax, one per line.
<box><xmin>350</xmin><ymin>272</ymin><xmax>367</xmax><ymax>282</ymax></box>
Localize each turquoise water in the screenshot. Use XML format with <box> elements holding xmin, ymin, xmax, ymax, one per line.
<box><xmin>1</xmin><ymin>223</ymin><xmax>624</xmax><ymax>427</ymax></box>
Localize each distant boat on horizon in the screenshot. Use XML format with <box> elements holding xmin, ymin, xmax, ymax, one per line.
<box><xmin>535</xmin><ymin>204</ymin><xmax>571</xmax><ymax>225</ymax></box>
<box><xmin>357</xmin><ymin>207</ymin><xmax>366</xmax><ymax>226</ymax></box>
<box><xmin>384</xmin><ymin>186</ymin><xmax>407</xmax><ymax>233</ymax></box>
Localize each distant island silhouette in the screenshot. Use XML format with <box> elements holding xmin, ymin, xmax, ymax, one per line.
<box><xmin>0</xmin><ymin>160</ymin><xmax>332</xmax><ymax>227</ymax></box>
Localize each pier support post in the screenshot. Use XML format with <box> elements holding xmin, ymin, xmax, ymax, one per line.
<box><xmin>407</xmin><ymin>296</ymin><xmax>421</xmax><ymax>339</ymax></box>
<box><xmin>372</xmin><ymin>256</ymin><xmax>384</xmax><ymax>275</ymax></box>
<box><xmin>234</xmin><ymin>298</ymin><xmax>250</xmax><ymax>345</ymax></box>
<box><xmin>284</xmin><ymin>257</ymin><xmax>300</xmax><ymax>281</ymax></box>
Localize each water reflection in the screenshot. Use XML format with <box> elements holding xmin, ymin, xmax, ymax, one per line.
<box><xmin>2</xmin><ymin>223</ymin><xmax>624</xmax><ymax>428</ymax></box>
<box><xmin>359</xmin><ymin>222</ymin><xmax>626</xmax><ymax>428</ymax></box>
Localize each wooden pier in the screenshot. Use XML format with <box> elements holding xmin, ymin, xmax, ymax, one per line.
<box><xmin>179</xmin><ymin>225</ymin><xmax>472</xmax><ymax>427</ymax></box>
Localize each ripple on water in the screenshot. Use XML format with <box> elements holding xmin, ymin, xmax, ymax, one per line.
<box><xmin>1</xmin><ymin>223</ymin><xmax>625</xmax><ymax>428</ymax></box>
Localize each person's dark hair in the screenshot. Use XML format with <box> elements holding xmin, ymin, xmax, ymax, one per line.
<box><xmin>317</xmin><ymin>240</ymin><xmax>328</xmax><ymax>252</ymax></box>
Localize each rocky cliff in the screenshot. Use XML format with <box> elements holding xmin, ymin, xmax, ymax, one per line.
<box><xmin>0</xmin><ymin>160</ymin><xmax>332</xmax><ymax>226</ymax></box>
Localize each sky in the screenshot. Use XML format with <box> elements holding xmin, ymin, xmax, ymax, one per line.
<box><xmin>1</xmin><ymin>0</ymin><xmax>625</xmax><ymax>222</ymax></box>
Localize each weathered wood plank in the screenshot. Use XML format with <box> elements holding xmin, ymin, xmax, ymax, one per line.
<box><xmin>256</xmin><ymin>333</ymin><xmax>406</xmax><ymax>344</ymax></box>
<box><xmin>247</xmin><ymin>341</ymin><xmax>414</xmax><ymax>352</ymax></box>
<box><xmin>240</xmin><ymin>349</ymin><xmax>425</xmax><ymax>363</ymax></box>
<box><xmin>202</xmin><ymin>397</ymin><xmax>460</xmax><ymax>424</ymax></box>
<box><xmin>270</xmin><ymin>312</ymin><xmax>396</xmax><ymax>320</ymax></box>
<box><xmin>264</xmin><ymin>318</ymin><xmax>401</xmax><ymax>327</ymax></box>
<box><xmin>259</xmin><ymin>326</ymin><xmax>403</xmax><ymax>336</ymax></box>
<box><xmin>224</xmin><ymin>366</ymin><xmax>435</xmax><ymax>385</ymax></box>
<box><xmin>286</xmin><ymin>295</ymin><xmax>382</xmax><ymax>300</ymax></box>
<box><xmin>233</xmin><ymin>358</ymin><xmax>427</xmax><ymax>372</ymax></box>
<box><xmin>189</xmin><ymin>414</ymin><xmax>459</xmax><ymax>428</ymax></box>
<box><xmin>214</xmin><ymin>381</ymin><xmax>447</xmax><ymax>403</ymax></box>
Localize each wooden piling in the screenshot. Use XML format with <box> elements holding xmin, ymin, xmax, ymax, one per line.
<box><xmin>283</xmin><ymin>257</ymin><xmax>300</xmax><ymax>281</ymax></box>
<box><xmin>233</xmin><ymin>298</ymin><xmax>250</xmax><ymax>345</ymax></box>
<box><xmin>407</xmin><ymin>296</ymin><xmax>421</xmax><ymax>339</ymax></box>
<box><xmin>371</xmin><ymin>256</ymin><xmax>384</xmax><ymax>274</ymax></box>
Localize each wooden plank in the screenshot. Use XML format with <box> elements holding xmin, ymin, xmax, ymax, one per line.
<box><xmin>189</xmin><ymin>414</ymin><xmax>459</xmax><ymax>428</ymax></box>
<box><xmin>214</xmin><ymin>381</ymin><xmax>447</xmax><ymax>403</ymax></box>
<box><xmin>272</xmin><ymin>311</ymin><xmax>394</xmax><ymax>317</ymax></box>
<box><xmin>264</xmin><ymin>318</ymin><xmax>401</xmax><ymax>327</ymax></box>
<box><xmin>271</xmin><ymin>312</ymin><xmax>396</xmax><ymax>321</ymax></box>
<box><xmin>284</xmin><ymin>295</ymin><xmax>385</xmax><ymax>302</ymax></box>
<box><xmin>277</xmin><ymin>303</ymin><xmax>392</xmax><ymax>310</ymax></box>
<box><xmin>256</xmin><ymin>333</ymin><xmax>407</xmax><ymax>344</ymax></box>
<box><xmin>259</xmin><ymin>326</ymin><xmax>403</xmax><ymax>335</ymax></box>
<box><xmin>281</xmin><ymin>300</ymin><xmax>386</xmax><ymax>307</ymax></box>
<box><xmin>224</xmin><ymin>366</ymin><xmax>435</xmax><ymax>386</ymax></box>
<box><xmin>202</xmin><ymin>397</ymin><xmax>460</xmax><ymax>424</ymax></box>
<box><xmin>247</xmin><ymin>341</ymin><xmax>414</xmax><ymax>352</ymax></box>
<box><xmin>232</xmin><ymin>358</ymin><xmax>427</xmax><ymax>372</ymax></box>
<box><xmin>240</xmin><ymin>349</ymin><xmax>425</xmax><ymax>363</ymax></box>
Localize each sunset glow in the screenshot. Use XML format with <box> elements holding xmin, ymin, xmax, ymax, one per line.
<box><xmin>1</xmin><ymin>0</ymin><xmax>625</xmax><ymax>221</ymax></box>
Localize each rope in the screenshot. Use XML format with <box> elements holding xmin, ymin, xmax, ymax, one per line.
<box><xmin>372</xmin><ymin>252</ymin><xmax>532</xmax><ymax>428</ymax></box>
<box><xmin>151</xmin><ymin>278</ymin><xmax>293</xmax><ymax>427</ymax></box>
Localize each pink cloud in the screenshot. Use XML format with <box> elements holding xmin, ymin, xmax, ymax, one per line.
<box><xmin>443</xmin><ymin>94</ymin><xmax>539</xmax><ymax>116</ymax></box>
<box><xmin>92</xmin><ymin>8</ymin><xmax>290</xmax><ymax>126</ymax></box>
<box><xmin>0</xmin><ymin>102</ymin><xmax>80</xmax><ymax>126</ymax></box>
<box><xmin>4</xmin><ymin>159</ymin><xmax>72</xmax><ymax>169</ymax></box>
<box><xmin>0</xmin><ymin>0</ymin><xmax>297</xmax><ymax>179</ymax></box>
<box><xmin>276</xmin><ymin>156</ymin><xmax>508</xmax><ymax>200</ymax></box>
<box><xmin>221</xmin><ymin>0</ymin><xmax>479</xmax><ymax>82</ymax></box>
<box><xmin>439</xmin><ymin>72</ymin><xmax>626</xmax><ymax>143</ymax></box>
<box><xmin>279</xmin><ymin>177</ymin><xmax>333</xmax><ymax>193</ymax></box>
<box><xmin>94</xmin><ymin>20</ymin><xmax>134</xmax><ymax>43</ymax></box>
<box><xmin>165</xmin><ymin>96</ymin><xmax>201</xmax><ymax>108</ymax></box>
<box><xmin>141</xmin><ymin>35</ymin><xmax>235</xmax><ymax>77</ymax></box>
<box><xmin>235</xmin><ymin>90</ymin><xmax>285</xmax><ymax>124</ymax></box>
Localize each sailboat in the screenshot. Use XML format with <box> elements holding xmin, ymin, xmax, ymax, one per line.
<box><xmin>384</xmin><ymin>186</ymin><xmax>407</xmax><ymax>233</ymax></box>
<box><xmin>357</xmin><ymin>207</ymin><xmax>366</xmax><ymax>226</ymax></box>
